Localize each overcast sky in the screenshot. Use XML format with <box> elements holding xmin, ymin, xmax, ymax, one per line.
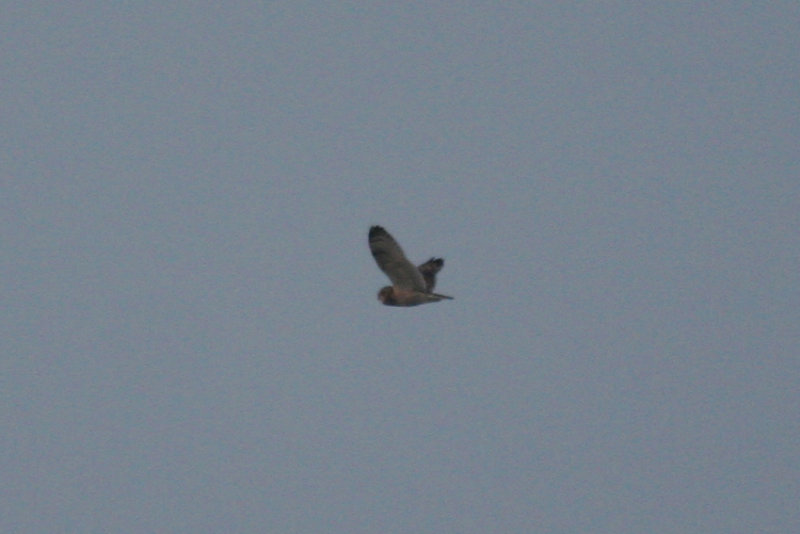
<box><xmin>3</xmin><ymin>3</ymin><xmax>798</xmax><ymax>533</ymax></box>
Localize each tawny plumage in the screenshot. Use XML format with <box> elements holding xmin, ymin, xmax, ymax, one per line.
<box><xmin>368</xmin><ymin>225</ymin><xmax>453</xmax><ymax>307</ymax></box>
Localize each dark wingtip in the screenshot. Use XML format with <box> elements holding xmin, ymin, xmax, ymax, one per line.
<box><xmin>421</xmin><ymin>257</ymin><xmax>444</xmax><ymax>269</ymax></box>
<box><xmin>369</xmin><ymin>225</ymin><xmax>386</xmax><ymax>238</ymax></box>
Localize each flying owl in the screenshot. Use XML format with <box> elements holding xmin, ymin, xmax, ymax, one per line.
<box><xmin>368</xmin><ymin>225</ymin><xmax>454</xmax><ymax>306</ymax></box>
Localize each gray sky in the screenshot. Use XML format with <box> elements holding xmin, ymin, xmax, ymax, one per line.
<box><xmin>3</xmin><ymin>3</ymin><xmax>798</xmax><ymax>533</ymax></box>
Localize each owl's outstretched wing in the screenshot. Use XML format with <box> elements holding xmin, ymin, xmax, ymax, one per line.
<box><xmin>368</xmin><ymin>226</ymin><xmax>427</xmax><ymax>292</ymax></box>
<box><xmin>417</xmin><ymin>258</ymin><xmax>444</xmax><ymax>293</ymax></box>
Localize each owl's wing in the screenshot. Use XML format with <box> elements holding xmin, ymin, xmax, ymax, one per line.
<box><xmin>368</xmin><ymin>226</ymin><xmax>427</xmax><ymax>292</ymax></box>
<box><xmin>417</xmin><ymin>258</ymin><xmax>444</xmax><ymax>293</ymax></box>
